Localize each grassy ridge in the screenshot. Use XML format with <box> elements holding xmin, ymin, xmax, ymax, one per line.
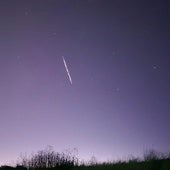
<box><xmin>74</xmin><ymin>159</ymin><xmax>170</xmax><ymax>170</ymax></box>
<box><xmin>1</xmin><ymin>159</ymin><xmax>170</xmax><ymax>170</ymax></box>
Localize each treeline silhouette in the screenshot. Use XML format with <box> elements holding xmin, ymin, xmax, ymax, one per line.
<box><xmin>1</xmin><ymin>148</ymin><xmax>170</xmax><ymax>170</ymax></box>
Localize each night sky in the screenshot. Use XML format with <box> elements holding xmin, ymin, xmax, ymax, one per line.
<box><xmin>0</xmin><ymin>0</ymin><xmax>170</xmax><ymax>165</ymax></box>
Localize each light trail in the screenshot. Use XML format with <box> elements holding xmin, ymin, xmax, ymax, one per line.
<box><xmin>62</xmin><ymin>56</ymin><xmax>72</xmax><ymax>84</ymax></box>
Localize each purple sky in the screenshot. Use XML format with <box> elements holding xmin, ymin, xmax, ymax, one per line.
<box><xmin>0</xmin><ymin>0</ymin><xmax>170</xmax><ymax>165</ymax></box>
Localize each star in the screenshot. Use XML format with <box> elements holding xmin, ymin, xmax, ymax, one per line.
<box><xmin>152</xmin><ymin>64</ymin><xmax>160</xmax><ymax>70</ymax></box>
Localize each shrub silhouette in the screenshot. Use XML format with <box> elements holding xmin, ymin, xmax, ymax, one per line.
<box><xmin>144</xmin><ymin>149</ymin><xmax>161</xmax><ymax>161</ymax></box>
<box><xmin>15</xmin><ymin>166</ymin><xmax>27</xmax><ymax>170</ymax></box>
<box><xmin>19</xmin><ymin>147</ymin><xmax>78</xmax><ymax>170</ymax></box>
<box><xmin>0</xmin><ymin>166</ymin><xmax>14</xmax><ymax>170</ymax></box>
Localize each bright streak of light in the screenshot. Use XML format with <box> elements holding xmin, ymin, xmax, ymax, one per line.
<box><xmin>62</xmin><ymin>56</ymin><xmax>72</xmax><ymax>84</ymax></box>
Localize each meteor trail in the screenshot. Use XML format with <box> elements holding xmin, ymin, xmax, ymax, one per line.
<box><xmin>62</xmin><ymin>56</ymin><xmax>73</xmax><ymax>84</ymax></box>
